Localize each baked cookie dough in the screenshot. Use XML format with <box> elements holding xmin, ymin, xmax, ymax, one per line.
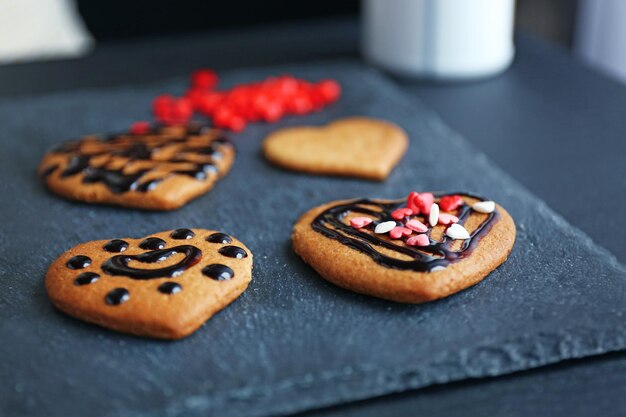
<box><xmin>262</xmin><ymin>117</ymin><xmax>408</xmax><ymax>181</ymax></box>
<box><xmin>39</xmin><ymin>123</ymin><xmax>234</xmax><ymax>210</ymax></box>
<box><xmin>292</xmin><ymin>192</ymin><xmax>515</xmax><ymax>303</ymax></box>
<box><xmin>46</xmin><ymin>228</ymin><xmax>253</xmax><ymax>339</ymax></box>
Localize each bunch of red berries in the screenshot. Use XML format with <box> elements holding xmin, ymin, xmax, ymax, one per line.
<box><xmin>152</xmin><ymin>69</ymin><xmax>341</xmax><ymax>132</ymax></box>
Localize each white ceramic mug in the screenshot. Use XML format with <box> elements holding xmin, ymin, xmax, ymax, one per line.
<box><xmin>362</xmin><ymin>0</ymin><xmax>516</xmax><ymax>80</ymax></box>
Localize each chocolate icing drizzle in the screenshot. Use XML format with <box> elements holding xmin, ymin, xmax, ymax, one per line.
<box><xmin>43</xmin><ymin>123</ymin><xmax>231</xmax><ymax>194</ymax></box>
<box><xmin>101</xmin><ymin>245</ymin><xmax>202</xmax><ymax>279</ymax></box>
<box><xmin>311</xmin><ymin>192</ymin><xmax>499</xmax><ymax>272</ymax></box>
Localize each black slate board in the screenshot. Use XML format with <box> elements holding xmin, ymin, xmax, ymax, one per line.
<box><xmin>1</xmin><ymin>62</ymin><xmax>625</xmax><ymax>417</ymax></box>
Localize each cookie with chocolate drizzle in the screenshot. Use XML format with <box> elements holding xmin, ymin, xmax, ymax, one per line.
<box><xmin>38</xmin><ymin>123</ymin><xmax>235</xmax><ymax>210</ymax></box>
<box><xmin>292</xmin><ymin>192</ymin><xmax>515</xmax><ymax>303</ymax></box>
<box><xmin>46</xmin><ymin>228</ymin><xmax>253</xmax><ymax>339</ymax></box>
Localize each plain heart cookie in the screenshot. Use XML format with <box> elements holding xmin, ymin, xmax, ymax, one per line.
<box><xmin>292</xmin><ymin>192</ymin><xmax>515</xmax><ymax>303</ymax></box>
<box><xmin>46</xmin><ymin>228</ymin><xmax>253</xmax><ymax>339</ymax></box>
<box><xmin>262</xmin><ymin>117</ymin><xmax>408</xmax><ymax>180</ymax></box>
<box><xmin>39</xmin><ymin>123</ymin><xmax>235</xmax><ymax>210</ymax></box>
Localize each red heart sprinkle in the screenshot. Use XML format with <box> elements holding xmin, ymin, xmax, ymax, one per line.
<box><xmin>191</xmin><ymin>69</ymin><xmax>218</xmax><ymax>90</ymax></box>
<box><xmin>316</xmin><ymin>80</ymin><xmax>341</xmax><ymax>103</ymax></box>
<box><xmin>129</xmin><ymin>121</ymin><xmax>151</xmax><ymax>135</ymax></box>
<box><xmin>439</xmin><ymin>195</ymin><xmax>464</xmax><ymax>211</ymax></box>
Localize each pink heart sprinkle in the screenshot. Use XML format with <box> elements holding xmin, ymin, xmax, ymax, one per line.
<box><xmin>389</xmin><ymin>226</ymin><xmax>412</xmax><ymax>239</ymax></box>
<box><xmin>421</xmin><ymin>193</ymin><xmax>435</xmax><ymax>213</ymax></box>
<box><xmin>391</xmin><ymin>207</ymin><xmax>413</xmax><ymax>220</ymax></box>
<box><xmin>406</xmin><ymin>234</ymin><xmax>430</xmax><ymax>246</ymax></box>
<box><xmin>438</xmin><ymin>213</ymin><xmax>459</xmax><ymax>225</ymax></box>
<box><xmin>350</xmin><ymin>217</ymin><xmax>373</xmax><ymax>229</ymax></box>
<box><xmin>405</xmin><ymin>219</ymin><xmax>428</xmax><ymax>233</ymax></box>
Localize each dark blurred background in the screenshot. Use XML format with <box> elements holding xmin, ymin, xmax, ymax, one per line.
<box><xmin>77</xmin><ymin>0</ymin><xmax>579</xmax><ymax>47</ymax></box>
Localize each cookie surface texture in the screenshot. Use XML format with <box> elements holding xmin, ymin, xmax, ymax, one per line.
<box><xmin>262</xmin><ymin>117</ymin><xmax>408</xmax><ymax>180</ymax></box>
<box><xmin>39</xmin><ymin>123</ymin><xmax>235</xmax><ymax>210</ymax></box>
<box><xmin>292</xmin><ymin>193</ymin><xmax>515</xmax><ymax>303</ymax></box>
<box><xmin>46</xmin><ymin>228</ymin><xmax>253</xmax><ymax>339</ymax></box>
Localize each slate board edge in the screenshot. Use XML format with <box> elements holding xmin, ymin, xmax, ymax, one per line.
<box><xmin>2</xmin><ymin>60</ymin><xmax>626</xmax><ymax>417</ymax></box>
<box><xmin>45</xmin><ymin>61</ymin><xmax>621</xmax><ymax>417</ymax></box>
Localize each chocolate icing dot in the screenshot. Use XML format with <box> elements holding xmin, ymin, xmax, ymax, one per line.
<box><xmin>170</xmin><ymin>228</ymin><xmax>195</xmax><ymax>240</ymax></box>
<box><xmin>218</xmin><ymin>246</ymin><xmax>248</xmax><ymax>259</ymax></box>
<box><xmin>202</xmin><ymin>264</ymin><xmax>234</xmax><ymax>281</ymax></box>
<box><xmin>103</xmin><ymin>239</ymin><xmax>129</xmax><ymax>253</ymax></box>
<box><xmin>105</xmin><ymin>288</ymin><xmax>129</xmax><ymax>305</ymax></box>
<box><xmin>66</xmin><ymin>255</ymin><xmax>91</xmax><ymax>269</ymax></box>
<box><xmin>158</xmin><ymin>282</ymin><xmax>182</xmax><ymax>294</ymax></box>
<box><xmin>139</xmin><ymin>237</ymin><xmax>166</xmax><ymax>250</ymax></box>
<box><xmin>206</xmin><ymin>232</ymin><xmax>232</xmax><ymax>244</ymax></box>
<box><xmin>74</xmin><ymin>272</ymin><xmax>100</xmax><ymax>286</ymax></box>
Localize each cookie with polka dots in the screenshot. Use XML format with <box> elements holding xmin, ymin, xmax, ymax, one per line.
<box><xmin>38</xmin><ymin>123</ymin><xmax>235</xmax><ymax>210</ymax></box>
<box><xmin>46</xmin><ymin>228</ymin><xmax>253</xmax><ymax>339</ymax></box>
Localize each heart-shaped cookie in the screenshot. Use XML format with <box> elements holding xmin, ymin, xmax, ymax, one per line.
<box><xmin>262</xmin><ymin>117</ymin><xmax>408</xmax><ymax>180</ymax></box>
<box><xmin>292</xmin><ymin>192</ymin><xmax>515</xmax><ymax>303</ymax></box>
<box><xmin>46</xmin><ymin>228</ymin><xmax>253</xmax><ymax>339</ymax></box>
<box><xmin>39</xmin><ymin>123</ymin><xmax>235</xmax><ymax>210</ymax></box>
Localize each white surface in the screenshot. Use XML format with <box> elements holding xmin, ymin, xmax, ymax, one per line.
<box><xmin>362</xmin><ymin>0</ymin><xmax>516</xmax><ymax>79</ymax></box>
<box><xmin>0</xmin><ymin>0</ymin><xmax>93</xmax><ymax>64</ymax></box>
<box><xmin>576</xmin><ymin>0</ymin><xmax>626</xmax><ymax>85</ymax></box>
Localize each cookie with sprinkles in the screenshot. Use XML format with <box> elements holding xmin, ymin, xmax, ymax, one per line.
<box><xmin>262</xmin><ymin>117</ymin><xmax>408</xmax><ymax>181</ymax></box>
<box><xmin>38</xmin><ymin>122</ymin><xmax>235</xmax><ymax>210</ymax></box>
<box><xmin>292</xmin><ymin>192</ymin><xmax>515</xmax><ymax>303</ymax></box>
<box><xmin>45</xmin><ymin>228</ymin><xmax>253</xmax><ymax>339</ymax></box>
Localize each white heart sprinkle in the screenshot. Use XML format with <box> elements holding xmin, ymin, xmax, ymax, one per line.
<box><xmin>472</xmin><ymin>201</ymin><xmax>495</xmax><ymax>213</ymax></box>
<box><xmin>374</xmin><ymin>221</ymin><xmax>396</xmax><ymax>234</ymax></box>
<box><xmin>429</xmin><ymin>203</ymin><xmax>439</xmax><ymax>227</ymax></box>
<box><xmin>446</xmin><ymin>223</ymin><xmax>471</xmax><ymax>240</ymax></box>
